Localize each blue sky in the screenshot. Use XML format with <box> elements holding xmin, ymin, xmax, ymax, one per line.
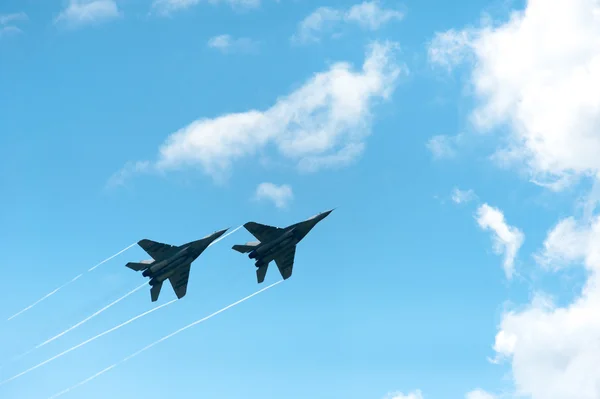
<box><xmin>2</xmin><ymin>1</ymin><xmax>600</xmax><ymax>399</ymax></box>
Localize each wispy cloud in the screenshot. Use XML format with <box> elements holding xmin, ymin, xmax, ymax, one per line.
<box><xmin>207</xmin><ymin>34</ymin><xmax>259</xmax><ymax>54</ymax></box>
<box><xmin>55</xmin><ymin>0</ymin><xmax>121</xmax><ymax>28</ymax></box>
<box><xmin>426</xmin><ymin>133</ymin><xmax>464</xmax><ymax>159</ymax></box>
<box><xmin>451</xmin><ymin>187</ymin><xmax>477</xmax><ymax>204</ymax></box>
<box><xmin>533</xmin><ymin>216</ymin><xmax>590</xmax><ymax>271</ymax></box>
<box><xmin>0</xmin><ymin>12</ymin><xmax>28</xmax><ymax>37</ymax></box>
<box><xmin>292</xmin><ymin>1</ymin><xmax>403</xmax><ymax>44</ymax></box>
<box><xmin>111</xmin><ymin>41</ymin><xmax>405</xmax><ymax>185</ymax></box>
<box><xmin>383</xmin><ymin>390</ymin><xmax>424</xmax><ymax>399</ymax></box>
<box><xmin>151</xmin><ymin>0</ymin><xmax>260</xmax><ymax>16</ymax></box>
<box><xmin>254</xmin><ymin>183</ymin><xmax>293</xmax><ymax>209</ymax></box>
<box><xmin>106</xmin><ymin>161</ymin><xmax>151</xmax><ymax>189</ymax></box>
<box><xmin>475</xmin><ymin>203</ymin><xmax>524</xmax><ymax>279</ymax></box>
<box><xmin>465</xmin><ymin>390</ymin><xmax>495</xmax><ymax>399</ymax></box>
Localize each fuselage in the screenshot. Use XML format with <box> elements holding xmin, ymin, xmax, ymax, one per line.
<box><xmin>248</xmin><ymin>227</ymin><xmax>304</xmax><ymax>268</ymax></box>
<box><xmin>144</xmin><ymin>245</ymin><xmax>200</xmax><ymax>285</ymax></box>
<box><xmin>247</xmin><ymin>210</ymin><xmax>333</xmax><ymax>268</ymax></box>
<box><xmin>249</xmin><ymin>228</ymin><xmax>297</xmax><ymax>259</ymax></box>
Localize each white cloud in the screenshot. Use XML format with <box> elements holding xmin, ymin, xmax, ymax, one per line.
<box><xmin>254</xmin><ymin>182</ymin><xmax>293</xmax><ymax>208</ymax></box>
<box><xmin>106</xmin><ymin>161</ymin><xmax>151</xmax><ymax>188</ymax></box>
<box><xmin>207</xmin><ymin>34</ymin><xmax>259</xmax><ymax>53</ymax></box>
<box><xmin>491</xmin><ymin>213</ymin><xmax>600</xmax><ymax>399</ymax></box>
<box><xmin>451</xmin><ymin>187</ymin><xmax>477</xmax><ymax>204</ymax></box>
<box><xmin>465</xmin><ymin>390</ymin><xmax>495</xmax><ymax>399</ymax></box>
<box><xmin>476</xmin><ymin>203</ymin><xmax>524</xmax><ymax>279</ymax></box>
<box><xmin>113</xmin><ymin>41</ymin><xmax>404</xmax><ymax>183</ymax></box>
<box><xmin>0</xmin><ymin>12</ymin><xmax>27</xmax><ymax>37</ymax></box>
<box><xmin>55</xmin><ymin>0</ymin><xmax>121</xmax><ymax>28</ymax></box>
<box><xmin>292</xmin><ymin>1</ymin><xmax>403</xmax><ymax>44</ymax></box>
<box><xmin>0</xmin><ymin>12</ymin><xmax>27</xmax><ymax>25</ymax></box>
<box><xmin>430</xmin><ymin>3</ymin><xmax>600</xmax><ymax>398</ymax></box>
<box><xmin>534</xmin><ymin>216</ymin><xmax>591</xmax><ymax>270</ymax></box>
<box><xmin>428</xmin><ymin>0</ymin><xmax>600</xmax><ymax>190</ymax></box>
<box><xmin>151</xmin><ymin>0</ymin><xmax>259</xmax><ymax>16</ymax></box>
<box><xmin>0</xmin><ymin>26</ymin><xmax>22</xmax><ymax>36</ymax></box>
<box><xmin>426</xmin><ymin>133</ymin><xmax>463</xmax><ymax>159</ymax></box>
<box><xmin>382</xmin><ymin>390</ymin><xmax>424</xmax><ymax>399</ymax></box>
<box><xmin>345</xmin><ymin>1</ymin><xmax>404</xmax><ymax>30</ymax></box>
<box><xmin>428</xmin><ymin>28</ymin><xmax>474</xmax><ymax>71</ymax></box>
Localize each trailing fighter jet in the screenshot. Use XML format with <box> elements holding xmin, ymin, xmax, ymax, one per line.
<box><xmin>232</xmin><ymin>209</ymin><xmax>334</xmax><ymax>283</ymax></box>
<box><xmin>125</xmin><ymin>229</ymin><xmax>228</xmax><ymax>302</ymax></box>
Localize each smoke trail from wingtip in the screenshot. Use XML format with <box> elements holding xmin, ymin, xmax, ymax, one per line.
<box><xmin>6</xmin><ymin>242</ymin><xmax>138</xmax><ymax>321</ymax></box>
<box><xmin>87</xmin><ymin>242</ymin><xmax>137</xmax><ymax>272</ymax></box>
<box><xmin>209</xmin><ymin>225</ymin><xmax>242</xmax><ymax>248</ymax></box>
<box><xmin>35</xmin><ymin>282</ymin><xmax>148</xmax><ymax>349</ymax></box>
<box><xmin>0</xmin><ymin>299</ymin><xmax>176</xmax><ymax>387</ymax></box>
<box><xmin>7</xmin><ymin>274</ymin><xmax>84</xmax><ymax>321</ymax></box>
<box><xmin>47</xmin><ymin>280</ymin><xmax>283</xmax><ymax>399</ymax></box>
<box><xmin>2</xmin><ymin>282</ymin><xmax>148</xmax><ymax>369</ymax></box>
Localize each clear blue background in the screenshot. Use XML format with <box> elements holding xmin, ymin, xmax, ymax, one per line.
<box><xmin>0</xmin><ymin>0</ymin><xmax>578</xmax><ymax>398</ymax></box>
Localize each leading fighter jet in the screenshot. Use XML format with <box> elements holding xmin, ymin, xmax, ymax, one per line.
<box><xmin>125</xmin><ymin>228</ymin><xmax>228</xmax><ymax>302</ymax></box>
<box><xmin>232</xmin><ymin>209</ymin><xmax>334</xmax><ymax>283</ymax></box>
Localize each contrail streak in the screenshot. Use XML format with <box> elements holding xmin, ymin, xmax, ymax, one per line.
<box><xmin>35</xmin><ymin>283</ymin><xmax>147</xmax><ymax>349</ymax></box>
<box><xmin>28</xmin><ymin>228</ymin><xmax>238</xmax><ymax>339</ymax></box>
<box><xmin>7</xmin><ymin>274</ymin><xmax>83</xmax><ymax>321</ymax></box>
<box><xmin>3</xmin><ymin>283</ymin><xmax>148</xmax><ymax>369</ymax></box>
<box><xmin>87</xmin><ymin>243</ymin><xmax>137</xmax><ymax>272</ymax></box>
<box><xmin>47</xmin><ymin>280</ymin><xmax>283</xmax><ymax>399</ymax></box>
<box><xmin>209</xmin><ymin>225</ymin><xmax>242</xmax><ymax>248</ymax></box>
<box><xmin>0</xmin><ymin>299</ymin><xmax>176</xmax><ymax>387</ymax></box>
<box><xmin>6</xmin><ymin>243</ymin><xmax>137</xmax><ymax>321</ymax></box>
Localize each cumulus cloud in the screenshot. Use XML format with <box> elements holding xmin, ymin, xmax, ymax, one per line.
<box><xmin>429</xmin><ymin>2</ymin><xmax>600</xmax><ymax>398</ymax></box>
<box><xmin>55</xmin><ymin>0</ymin><xmax>121</xmax><ymax>28</ymax></box>
<box><xmin>426</xmin><ymin>133</ymin><xmax>464</xmax><ymax>159</ymax></box>
<box><xmin>292</xmin><ymin>1</ymin><xmax>403</xmax><ymax>44</ymax></box>
<box><xmin>151</xmin><ymin>0</ymin><xmax>259</xmax><ymax>16</ymax></box>
<box><xmin>254</xmin><ymin>183</ymin><xmax>293</xmax><ymax>208</ymax></box>
<box><xmin>451</xmin><ymin>187</ymin><xmax>477</xmax><ymax>204</ymax></box>
<box><xmin>428</xmin><ymin>0</ymin><xmax>600</xmax><ymax>190</ymax></box>
<box><xmin>0</xmin><ymin>12</ymin><xmax>27</xmax><ymax>36</ymax></box>
<box><xmin>112</xmin><ymin>41</ymin><xmax>404</xmax><ymax>184</ymax></box>
<box><xmin>207</xmin><ymin>34</ymin><xmax>259</xmax><ymax>53</ymax></box>
<box><xmin>491</xmin><ymin>213</ymin><xmax>600</xmax><ymax>399</ymax></box>
<box><xmin>476</xmin><ymin>203</ymin><xmax>524</xmax><ymax>279</ymax></box>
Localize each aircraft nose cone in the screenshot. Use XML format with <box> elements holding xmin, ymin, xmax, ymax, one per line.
<box><xmin>214</xmin><ymin>228</ymin><xmax>229</xmax><ymax>238</ymax></box>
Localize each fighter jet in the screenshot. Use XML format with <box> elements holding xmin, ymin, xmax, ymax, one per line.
<box><xmin>125</xmin><ymin>229</ymin><xmax>229</xmax><ymax>302</ymax></box>
<box><xmin>232</xmin><ymin>209</ymin><xmax>334</xmax><ymax>283</ymax></box>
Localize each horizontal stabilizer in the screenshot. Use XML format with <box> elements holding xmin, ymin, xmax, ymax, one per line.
<box><xmin>125</xmin><ymin>262</ymin><xmax>151</xmax><ymax>271</ymax></box>
<box><xmin>232</xmin><ymin>243</ymin><xmax>259</xmax><ymax>254</ymax></box>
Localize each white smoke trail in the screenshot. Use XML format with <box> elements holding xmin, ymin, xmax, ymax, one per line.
<box><xmin>209</xmin><ymin>225</ymin><xmax>242</xmax><ymax>248</ymax></box>
<box><xmin>47</xmin><ymin>280</ymin><xmax>283</xmax><ymax>399</ymax></box>
<box><xmin>0</xmin><ymin>299</ymin><xmax>176</xmax><ymax>387</ymax></box>
<box><xmin>7</xmin><ymin>274</ymin><xmax>83</xmax><ymax>321</ymax></box>
<box><xmin>87</xmin><ymin>243</ymin><xmax>137</xmax><ymax>272</ymax></box>
<box><xmin>4</xmin><ymin>283</ymin><xmax>148</xmax><ymax>368</ymax></box>
<box><xmin>6</xmin><ymin>243</ymin><xmax>137</xmax><ymax>321</ymax></box>
<box><xmin>35</xmin><ymin>283</ymin><xmax>147</xmax><ymax>349</ymax></box>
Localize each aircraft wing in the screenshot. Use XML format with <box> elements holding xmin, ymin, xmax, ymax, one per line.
<box><xmin>168</xmin><ymin>263</ymin><xmax>191</xmax><ymax>299</ymax></box>
<box><xmin>274</xmin><ymin>245</ymin><xmax>296</xmax><ymax>280</ymax></box>
<box><xmin>138</xmin><ymin>239</ymin><xmax>177</xmax><ymax>261</ymax></box>
<box><xmin>243</xmin><ymin>222</ymin><xmax>283</xmax><ymax>243</ymax></box>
